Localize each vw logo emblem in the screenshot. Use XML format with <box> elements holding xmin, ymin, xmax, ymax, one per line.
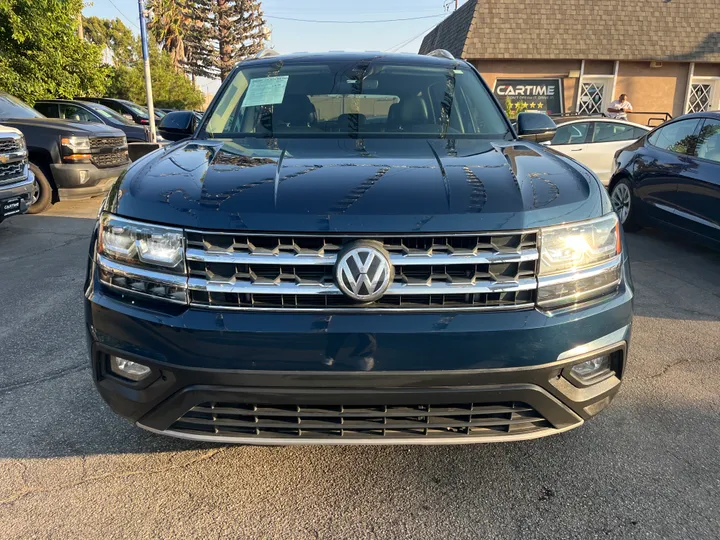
<box><xmin>335</xmin><ymin>242</ymin><xmax>393</xmax><ymax>302</ymax></box>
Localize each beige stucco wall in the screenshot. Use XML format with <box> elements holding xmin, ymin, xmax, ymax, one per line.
<box><xmin>615</xmin><ymin>62</ymin><xmax>689</xmax><ymax>122</ymax></box>
<box><xmin>470</xmin><ymin>59</ymin><xmax>714</xmax><ymax>120</ymax></box>
<box><xmin>472</xmin><ymin>60</ymin><xmax>581</xmax><ymax>113</ymax></box>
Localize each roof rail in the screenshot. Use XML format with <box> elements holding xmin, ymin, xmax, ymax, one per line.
<box><xmin>425</xmin><ymin>49</ymin><xmax>455</xmax><ymax>60</ymax></box>
<box><xmin>254</xmin><ymin>49</ymin><xmax>280</xmax><ymax>59</ymax></box>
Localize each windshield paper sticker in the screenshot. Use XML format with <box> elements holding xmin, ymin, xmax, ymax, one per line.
<box><xmin>242</xmin><ymin>76</ymin><xmax>289</xmax><ymax>107</ymax></box>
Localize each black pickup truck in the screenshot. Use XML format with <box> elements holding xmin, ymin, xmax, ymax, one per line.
<box><xmin>0</xmin><ymin>93</ymin><xmax>130</xmax><ymax>214</ymax></box>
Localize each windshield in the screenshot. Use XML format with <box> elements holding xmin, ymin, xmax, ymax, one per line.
<box><xmin>86</xmin><ymin>102</ymin><xmax>135</xmax><ymax>125</ymax></box>
<box><xmin>202</xmin><ymin>59</ymin><xmax>509</xmax><ymax>139</ymax></box>
<box><xmin>121</xmin><ymin>101</ymin><xmax>150</xmax><ymax>119</ymax></box>
<box><xmin>0</xmin><ymin>94</ymin><xmax>45</xmax><ymax>120</ymax></box>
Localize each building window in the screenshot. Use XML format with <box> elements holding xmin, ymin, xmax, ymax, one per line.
<box><xmin>688</xmin><ymin>83</ymin><xmax>712</xmax><ymax>113</ymax></box>
<box><xmin>578</xmin><ymin>82</ymin><xmax>606</xmax><ymax>115</ymax></box>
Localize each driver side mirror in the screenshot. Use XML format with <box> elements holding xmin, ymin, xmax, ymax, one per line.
<box><xmin>158</xmin><ymin>111</ymin><xmax>198</xmax><ymax>142</ymax></box>
<box><xmin>516</xmin><ymin>112</ymin><xmax>557</xmax><ymax>143</ymax></box>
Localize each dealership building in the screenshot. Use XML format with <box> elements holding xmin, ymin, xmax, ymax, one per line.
<box><xmin>420</xmin><ymin>0</ymin><xmax>720</xmax><ymax>125</ymax></box>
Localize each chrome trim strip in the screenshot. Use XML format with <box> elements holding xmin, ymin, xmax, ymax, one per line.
<box><xmin>101</xmin><ymin>279</ymin><xmax>189</xmax><ymax>305</ymax></box>
<box><xmin>654</xmin><ymin>203</ymin><xmax>720</xmax><ymax>231</ymax></box>
<box><xmin>188</xmin><ymin>302</ymin><xmax>536</xmax><ymax>313</ymax></box>
<box><xmin>184</xmin><ymin>228</ymin><xmax>540</xmax><ymax>238</ymax></box>
<box><xmin>186</xmin><ymin>247</ymin><xmax>539</xmax><ymax>266</ymax></box>
<box><xmin>136</xmin><ymin>421</ymin><xmax>582</xmax><ymax>445</ymax></box>
<box><xmin>0</xmin><ymin>150</ymin><xmax>27</xmax><ymax>163</ymax></box>
<box><xmin>537</xmin><ymin>255</ymin><xmax>622</xmax><ymax>287</ymax></box>
<box><xmin>97</xmin><ymin>255</ymin><xmax>187</xmax><ymax>287</ymax></box>
<box><xmin>557</xmin><ymin>326</ymin><xmax>630</xmax><ymax>360</ymax></box>
<box><xmin>0</xmin><ymin>173</ymin><xmax>32</xmax><ymax>190</ymax></box>
<box><xmin>187</xmin><ymin>276</ymin><xmax>538</xmax><ymax>295</ymax></box>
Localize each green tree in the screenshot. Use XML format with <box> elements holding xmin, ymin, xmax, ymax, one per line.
<box><xmin>127</xmin><ymin>42</ymin><xmax>205</xmax><ymax>110</ymax></box>
<box><xmin>82</xmin><ymin>16</ymin><xmax>137</xmax><ymax>66</ymax></box>
<box><xmin>0</xmin><ymin>0</ymin><xmax>108</xmax><ymax>104</ymax></box>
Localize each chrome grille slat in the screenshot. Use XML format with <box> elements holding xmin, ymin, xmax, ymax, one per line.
<box><xmin>0</xmin><ymin>161</ymin><xmax>27</xmax><ymax>186</ymax></box>
<box><xmin>184</xmin><ymin>231</ymin><xmax>539</xmax><ymax>311</ymax></box>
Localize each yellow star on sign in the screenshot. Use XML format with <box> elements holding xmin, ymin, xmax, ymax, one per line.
<box><xmin>529</xmin><ymin>102</ymin><xmax>536</xmax><ymax>109</ymax></box>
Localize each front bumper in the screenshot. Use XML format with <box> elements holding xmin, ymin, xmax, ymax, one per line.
<box><xmin>0</xmin><ymin>175</ymin><xmax>33</xmax><ymax>220</ymax></box>
<box><xmin>86</xmin><ymin>258</ymin><xmax>633</xmax><ymax>445</ymax></box>
<box><xmin>50</xmin><ymin>163</ymin><xmax>127</xmax><ymax>200</ymax></box>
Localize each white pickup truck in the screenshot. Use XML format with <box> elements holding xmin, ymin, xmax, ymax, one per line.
<box><xmin>0</xmin><ymin>124</ymin><xmax>33</xmax><ymax>221</ymax></box>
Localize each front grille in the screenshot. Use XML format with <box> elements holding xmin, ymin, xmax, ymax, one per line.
<box><xmin>0</xmin><ymin>160</ymin><xmax>26</xmax><ymax>186</ymax></box>
<box><xmin>186</xmin><ymin>231</ymin><xmax>539</xmax><ymax>311</ymax></box>
<box><xmin>171</xmin><ymin>401</ymin><xmax>552</xmax><ymax>441</ymax></box>
<box><xmin>92</xmin><ymin>151</ymin><xmax>129</xmax><ymax>168</ymax></box>
<box><xmin>0</xmin><ymin>138</ymin><xmax>22</xmax><ymax>154</ymax></box>
<box><xmin>89</xmin><ymin>136</ymin><xmax>126</xmax><ymax>150</ymax></box>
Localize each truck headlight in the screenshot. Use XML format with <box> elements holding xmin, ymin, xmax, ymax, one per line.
<box><xmin>96</xmin><ymin>214</ymin><xmax>187</xmax><ymax>304</ymax></box>
<box><xmin>537</xmin><ymin>213</ymin><xmax>622</xmax><ymax>309</ymax></box>
<box><xmin>61</xmin><ymin>136</ymin><xmax>92</xmax><ymax>163</ymax></box>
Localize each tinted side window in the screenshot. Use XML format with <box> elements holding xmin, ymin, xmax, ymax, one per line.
<box><xmin>591</xmin><ymin>122</ymin><xmax>638</xmax><ymax>143</ymax></box>
<box><xmin>34</xmin><ymin>103</ymin><xmax>59</xmax><ymax>117</ymax></box>
<box><xmin>632</xmin><ymin>127</ymin><xmax>649</xmax><ymax>139</ymax></box>
<box><xmin>551</xmin><ymin>122</ymin><xmax>589</xmax><ymax>145</ymax></box>
<box><xmin>648</xmin><ymin>119</ymin><xmax>701</xmax><ymax>155</ymax></box>
<box><xmin>694</xmin><ymin>119</ymin><xmax>720</xmax><ymax>164</ymax></box>
<box><xmin>60</xmin><ymin>104</ymin><xmax>99</xmax><ymax>123</ymax></box>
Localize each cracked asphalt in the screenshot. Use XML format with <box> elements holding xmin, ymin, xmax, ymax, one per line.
<box><xmin>1</xmin><ymin>199</ymin><xmax>719</xmax><ymax>539</ymax></box>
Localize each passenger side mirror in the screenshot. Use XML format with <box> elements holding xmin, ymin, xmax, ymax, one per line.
<box><xmin>516</xmin><ymin>112</ymin><xmax>557</xmax><ymax>143</ymax></box>
<box><xmin>157</xmin><ymin>111</ymin><xmax>198</xmax><ymax>142</ymax></box>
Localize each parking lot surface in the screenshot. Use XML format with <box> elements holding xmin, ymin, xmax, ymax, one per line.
<box><xmin>1</xmin><ymin>200</ymin><xmax>719</xmax><ymax>539</ymax></box>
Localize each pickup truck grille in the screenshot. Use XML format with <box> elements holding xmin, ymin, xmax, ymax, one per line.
<box><xmin>92</xmin><ymin>150</ymin><xmax>130</xmax><ymax>168</ymax></box>
<box><xmin>0</xmin><ymin>160</ymin><xmax>27</xmax><ymax>186</ymax></box>
<box><xmin>0</xmin><ymin>138</ymin><xmax>22</xmax><ymax>154</ymax></box>
<box><xmin>171</xmin><ymin>401</ymin><xmax>552</xmax><ymax>441</ymax></box>
<box><xmin>89</xmin><ymin>136</ymin><xmax>126</xmax><ymax>150</ymax></box>
<box><xmin>186</xmin><ymin>231</ymin><xmax>539</xmax><ymax>311</ymax></box>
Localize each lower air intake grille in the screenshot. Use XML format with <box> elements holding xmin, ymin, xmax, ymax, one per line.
<box><xmin>171</xmin><ymin>401</ymin><xmax>552</xmax><ymax>441</ymax></box>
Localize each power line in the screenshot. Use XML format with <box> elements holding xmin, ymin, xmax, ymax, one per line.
<box><xmin>265</xmin><ymin>14</ymin><xmax>445</xmax><ymax>24</ymax></box>
<box><xmin>386</xmin><ymin>20</ymin><xmax>444</xmax><ymax>52</ymax></box>
<box><xmin>106</xmin><ymin>0</ymin><xmax>140</xmax><ymax>30</ymax></box>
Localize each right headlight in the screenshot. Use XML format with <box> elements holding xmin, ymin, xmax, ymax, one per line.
<box><xmin>96</xmin><ymin>213</ymin><xmax>188</xmax><ymax>304</ymax></box>
<box><xmin>537</xmin><ymin>213</ymin><xmax>622</xmax><ymax>310</ymax></box>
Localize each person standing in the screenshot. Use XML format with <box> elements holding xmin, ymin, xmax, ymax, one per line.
<box><xmin>608</xmin><ymin>94</ymin><xmax>633</xmax><ymax>120</ymax></box>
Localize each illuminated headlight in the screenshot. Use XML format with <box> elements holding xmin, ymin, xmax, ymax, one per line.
<box><xmin>537</xmin><ymin>214</ymin><xmax>622</xmax><ymax>309</ymax></box>
<box><xmin>97</xmin><ymin>213</ymin><xmax>187</xmax><ymax>303</ymax></box>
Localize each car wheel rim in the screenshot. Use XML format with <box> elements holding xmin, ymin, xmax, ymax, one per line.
<box><xmin>611</xmin><ymin>183</ymin><xmax>631</xmax><ymax>224</ymax></box>
<box><xmin>31</xmin><ymin>179</ymin><xmax>40</xmax><ymax>205</ymax></box>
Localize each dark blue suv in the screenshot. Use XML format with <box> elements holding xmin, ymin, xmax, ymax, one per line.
<box><xmin>85</xmin><ymin>51</ymin><xmax>633</xmax><ymax>445</ymax></box>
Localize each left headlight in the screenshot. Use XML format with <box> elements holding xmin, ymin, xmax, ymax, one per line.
<box><xmin>537</xmin><ymin>213</ymin><xmax>622</xmax><ymax>310</ymax></box>
<box><xmin>96</xmin><ymin>214</ymin><xmax>188</xmax><ymax>304</ymax></box>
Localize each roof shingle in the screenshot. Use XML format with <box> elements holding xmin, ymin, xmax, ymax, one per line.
<box><xmin>419</xmin><ymin>0</ymin><xmax>720</xmax><ymax>62</ymax></box>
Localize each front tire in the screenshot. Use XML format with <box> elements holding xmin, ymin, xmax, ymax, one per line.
<box><xmin>27</xmin><ymin>163</ymin><xmax>53</xmax><ymax>214</ymax></box>
<box><xmin>610</xmin><ymin>178</ymin><xmax>641</xmax><ymax>232</ymax></box>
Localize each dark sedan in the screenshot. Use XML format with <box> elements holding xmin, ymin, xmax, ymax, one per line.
<box><xmin>609</xmin><ymin>111</ymin><xmax>720</xmax><ymax>249</ymax></box>
<box><xmin>34</xmin><ymin>100</ymin><xmax>149</xmax><ymax>143</ymax></box>
<box><xmin>76</xmin><ymin>97</ymin><xmax>162</xmax><ymax>126</ymax></box>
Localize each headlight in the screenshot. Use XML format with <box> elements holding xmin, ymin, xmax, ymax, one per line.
<box><xmin>61</xmin><ymin>136</ymin><xmax>92</xmax><ymax>163</ymax></box>
<box><xmin>98</xmin><ymin>214</ymin><xmax>184</xmax><ymax>270</ymax></box>
<box><xmin>96</xmin><ymin>214</ymin><xmax>187</xmax><ymax>304</ymax></box>
<box><xmin>537</xmin><ymin>213</ymin><xmax>622</xmax><ymax>309</ymax></box>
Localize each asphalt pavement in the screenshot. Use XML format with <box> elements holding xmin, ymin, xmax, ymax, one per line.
<box><xmin>1</xmin><ymin>199</ymin><xmax>719</xmax><ymax>539</ymax></box>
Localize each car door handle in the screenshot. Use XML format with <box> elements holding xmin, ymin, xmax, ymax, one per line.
<box><xmin>570</xmin><ymin>149</ymin><xmax>583</xmax><ymax>152</ymax></box>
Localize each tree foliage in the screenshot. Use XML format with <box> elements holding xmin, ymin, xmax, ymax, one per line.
<box><xmin>127</xmin><ymin>43</ymin><xmax>205</xmax><ymax>110</ymax></box>
<box><xmin>150</xmin><ymin>0</ymin><xmax>268</xmax><ymax>81</ymax></box>
<box><xmin>0</xmin><ymin>0</ymin><xmax>108</xmax><ymax>104</ymax></box>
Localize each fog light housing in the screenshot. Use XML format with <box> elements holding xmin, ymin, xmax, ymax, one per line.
<box><xmin>110</xmin><ymin>356</ymin><xmax>152</xmax><ymax>381</ymax></box>
<box><xmin>570</xmin><ymin>355</ymin><xmax>611</xmax><ymax>381</ymax></box>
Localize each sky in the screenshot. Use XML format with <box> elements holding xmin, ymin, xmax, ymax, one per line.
<box><xmin>82</xmin><ymin>0</ymin><xmax>468</xmax><ymax>94</ymax></box>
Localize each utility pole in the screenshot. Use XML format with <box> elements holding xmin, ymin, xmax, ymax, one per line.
<box><xmin>77</xmin><ymin>12</ymin><xmax>84</xmax><ymax>39</ymax></box>
<box><xmin>138</xmin><ymin>0</ymin><xmax>157</xmax><ymax>142</ymax></box>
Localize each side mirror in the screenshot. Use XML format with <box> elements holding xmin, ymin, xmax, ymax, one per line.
<box><xmin>516</xmin><ymin>112</ymin><xmax>557</xmax><ymax>143</ymax></box>
<box><xmin>157</xmin><ymin>111</ymin><xmax>198</xmax><ymax>142</ymax></box>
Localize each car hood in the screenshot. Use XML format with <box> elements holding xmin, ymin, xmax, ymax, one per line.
<box><xmin>1</xmin><ymin>117</ymin><xmax>123</xmax><ymax>137</ymax></box>
<box><xmin>106</xmin><ymin>137</ymin><xmax>607</xmax><ymax>233</ymax></box>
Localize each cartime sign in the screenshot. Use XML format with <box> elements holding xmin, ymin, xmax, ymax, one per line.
<box><xmin>493</xmin><ymin>78</ymin><xmax>563</xmax><ymax>115</ymax></box>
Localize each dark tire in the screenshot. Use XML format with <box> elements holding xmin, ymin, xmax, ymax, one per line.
<box><xmin>610</xmin><ymin>177</ymin><xmax>641</xmax><ymax>232</ymax></box>
<box><xmin>27</xmin><ymin>162</ymin><xmax>53</xmax><ymax>214</ymax></box>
